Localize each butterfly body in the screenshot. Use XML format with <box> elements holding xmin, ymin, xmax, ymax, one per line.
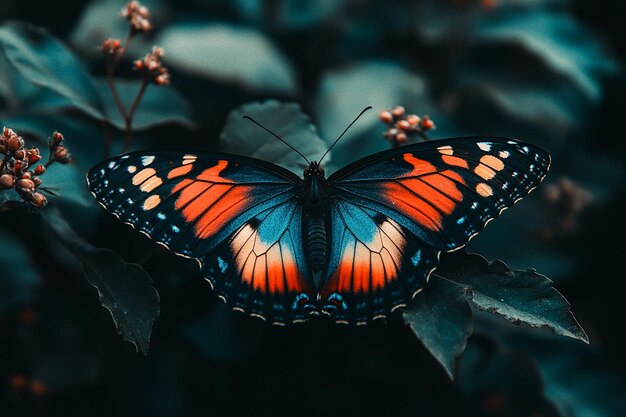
<box><xmin>88</xmin><ymin>137</ymin><xmax>550</xmax><ymax>325</ymax></box>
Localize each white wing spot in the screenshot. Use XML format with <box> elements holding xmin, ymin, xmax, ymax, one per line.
<box><xmin>108</xmin><ymin>161</ymin><xmax>116</xmax><ymax>169</ymax></box>
<box><xmin>128</xmin><ymin>165</ymin><xmax>137</xmax><ymax>173</ymax></box>
<box><xmin>477</xmin><ymin>142</ymin><xmax>491</xmax><ymax>151</ymax></box>
<box><xmin>142</xmin><ymin>155</ymin><xmax>155</xmax><ymax>166</ymax></box>
<box><xmin>499</xmin><ymin>151</ymin><xmax>510</xmax><ymax>159</ymax></box>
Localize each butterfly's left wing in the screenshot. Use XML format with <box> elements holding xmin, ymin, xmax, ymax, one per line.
<box><xmin>88</xmin><ymin>151</ymin><xmax>316</xmax><ymax>324</ymax></box>
<box><xmin>320</xmin><ymin>137</ymin><xmax>550</xmax><ymax>323</ymax></box>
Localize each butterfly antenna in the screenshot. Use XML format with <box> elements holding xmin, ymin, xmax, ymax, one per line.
<box><xmin>319</xmin><ymin>106</ymin><xmax>372</xmax><ymax>165</ymax></box>
<box><xmin>243</xmin><ymin>116</ymin><xmax>310</xmax><ymax>164</ymax></box>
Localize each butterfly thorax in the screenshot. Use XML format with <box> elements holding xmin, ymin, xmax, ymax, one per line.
<box><xmin>303</xmin><ymin>162</ymin><xmax>329</xmax><ymax>277</ymax></box>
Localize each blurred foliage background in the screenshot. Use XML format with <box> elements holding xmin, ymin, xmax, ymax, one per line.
<box><xmin>0</xmin><ymin>0</ymin><xmax>625</xmax><ymax>416</ymax></box>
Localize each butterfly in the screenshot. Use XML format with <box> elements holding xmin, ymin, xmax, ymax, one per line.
<box><xmin>87</xmin><ymin>133</ymin><xmax>549</xmax><ymax>325</ymax></box>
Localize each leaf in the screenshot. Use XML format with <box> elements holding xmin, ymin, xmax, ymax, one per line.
<box><xmin>314</xmin><ymin>62</ymin><xmax>461</xmax><ymax>169</ymax></box>
<box><xmin>456</xmin><ymin>336</ymin><xmax>562</xmax><ymax>417</ymax></box>
<box><xmin>0</xmin><ymin>21</ymin><xmax>103</xmax><ymax>119</ymax></box>
<box><xmin>474</xmin><ymin>313</ymin><xmax>626</xmax><ymax>417</ymax></box>
<box><xmin>471</xmin><ymin>9</ymin><xmax>618</xmax><ymax>102</ymax></box>
<box><xmin>435</xmin><ymin>251</ymin><xmax>588</xmax><ymax>343</ymax></box>
<box><xmin>44</xmin><ymin>208</ymin><xmax>160</xmax><ymax>354</ymax></box>
<box><xmin>155</xmin><ymin>23</ymin><xmax>298</xmax><ymax>94</ymax></box>
<box><xmin>403</xmin><ymin>275</ymin><xmax>473</xmax><ymax>379</ymax></box>
<box><xmin>0</xmin><ymin>230</ymin><xmax>41</xmax><ymax>314</ymax></box>
<box><xmin>220</xmin><ymin>100</ymin><xmax>327</xmax><ymax>173</ymax></box>
<box><xmin>233</xmin><ymin>0</ymin><xmax>349</xmax><ymax>29</ymax></box>
<box><xmin>96</xmin><ymin>79</ymin><xmax>195</xmax><ymax>132</ymax></box>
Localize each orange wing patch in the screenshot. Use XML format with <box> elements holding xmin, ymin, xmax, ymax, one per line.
<box><xmin>230</xmin><ymin>223</ymin><xmax>304</xmax><ymax>294</ymax></box>
<box><xmin>170</xmin><ymin>160</ymin><xmax>252</xmax><ymax>239</ymax></box>
<box><xmin>383</xmin><ymin>152</ymin><xmax>467</xmax><ymax>231</ymax></box>
<box><xmin>324</xmin><ymin>218</ymin><xmax>406</xmax><ymax>296</ymax></box>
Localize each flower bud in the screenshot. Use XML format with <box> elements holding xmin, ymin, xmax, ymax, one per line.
<box><xmin>395</xmin><ymin>132</ymin><xmax>408</xmax><ymax>143</ymax></box>
<box><xmin>8</xmin><ymin>136</ymin><xmax>21</xmax><ymax>152</ymax></box>
<box><xmin>13</xmin><ymin>160</ymin><xmax>24</xmax><ymax>173</ymax></box>
<box><xmin>30</xmin><ymin>192</ymin><xmax>47</xmax><ymax>207</ymax></box>
<box><xmin>52</xmin><ymin>131</ymin><xmax>64</xmax><ymax>146</ymax></box>
<box><xmin>13</xmin><ymin>149</ymin><xmax>25</xmax><ymax>160</ymax></box>
<box><xmin>17</xmin><ymin>178</ymin><xmax>35</xmax><ymax>191</ymax></box>
<box><xmin>396</xmin><ymin>120</ymin><xmax>411</xmax><ymax>131</ymax></box>
<box><xmin>35</xmin><ymin>165</ymin><xmax>46</xmax><ymax>175</ymax></box>
<box><xmin>27</xmin><ymin>149</ymin><xmax>41</xmax><ymax>164</ymax></box>
<box><xmin>391</xmin><ymin>106</ymin><xmax>405</xmax><ymax>118</ymax></box>
<box><xmin>421</xmin><ymin>116</ymin><xmax>435</xmax><ymax>130</ymax></box>
<box><xmin>378</xmin><ymin>111</ymin><xmax>393</xmax><ymax>124</ymax></box>
<box><xmin>0</xmin><ymin>173</ymin><xmax>14</xmax><ymax>189</ymax></box>
<box><xmin>55</xmin><ymin>146</ymin><xmax>68</xmax><ymax>159</ymax></box>
<box><xmin>406</xmin><ymin>114</ymin><xmax>421</xmax><ymax>126</ymax></box>
<box><xmin>21</xmin><ymin>172</ymin><xmax>31</xmax><ymax>179</ymax></box>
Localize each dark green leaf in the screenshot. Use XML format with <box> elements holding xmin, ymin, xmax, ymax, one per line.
<box><xmin>314</xmin><ymin>62</ymin><xmax>461</xmax><ymax>169</ymax></box>
<box><xmin>457</xmin><ymin>336</ymin><xmax>561</xmax><ymax>417</ymax></box>
<box><xmin>0</xmin><ymin>21</ymin><xmax>103</xmax><ymax>119</ymax></box>
<box><xmin>156</xmin><ymin>23</ymin><xmax>298</xmax><ymax>94</ymax></box>
<box><xmin>44</xmin><ymin>208</ymin><xmax>160</xmax><ymax>354</ymax></box>
<box><xmin>0</xmin><ymin>230</ymin><xmax>41</xmax><ymax>314</ymax></box>
<box><xmin>220</xmin><ymin>100</ymin><xmax>326</xmax><ymax>173</ymax></box>
<box><xmin>403</xmin><ymin>275</ymin><xmax>473</xmax><ymax>379</ymax></box>
<box><xmin>436</xmin><ymin>251</ymin><xmax>588</xmax><ymax>343</ymax></box>
<box><xmin>471</xmin><ymin>9</ymin><xmax>618</xmax><ymax>101</ymax></box>
<box><xmin>96</xmin><ymin>79</ymin><xmax>195</xmax><ymax>132</ymax></box>
<box><xmin>475</xmin><ymin>313</ymin><xmax>626</xmax><ymax>417</ymax></box>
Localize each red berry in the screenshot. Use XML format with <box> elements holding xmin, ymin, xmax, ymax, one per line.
<box><xmin>406</xmin><ymin>114</ymin><xmax>421</xmax><ymax>126</ymax></box>
<box><xmin>421</xmin><ymin>117</ymin><xmax>435</xmax><ymax>130</ymax></box>
<box><xmin>8</xmin><ymin>136</ymin><xmax>20</xmax><ymax>152</ymax></box>
<box><xmin>396</xmin><ymin>132</ymin><xmax>408</xmax><ymax>143</ymax></box>
<box><xmin>52</xmin><ymin>131</ymin><xmax>63</xmax><ymax>145</ymax></box>
<box><xmin>17</xmin><ymin>178</ymin><xmax>35</xmax><ymax>190</ymax></box>
<box><xmin>55</xmin><ymin>146</ymin><xmax>68</xmax><ymax>159</ymax></box>
<box><xmin>27</xmin><ymin>149</ymin><xmax>41</xmax><ymax>164</ymax></box>
<box><xmin>396</xmin><ymin>120</ymin><xmax>411</xmax><ymax>131</ymax></box>
<box><xmin>391</xmin><ymin>106</ymin><xmax>405</xmax><ymax>118</ymax></box>
<box><xmin>0</xmin><ymin>174</ymin><xmax>14</xmax><ymax>189</ymax></box>
<box><xmin>378</xmin><ymin>111</ymin><xmax>393</xmax><ymax>124</ymax></box>
<box><xmin>30</xmin><ymin>192</ymin><xmax>47</xmax><ymax>207</ymax></box>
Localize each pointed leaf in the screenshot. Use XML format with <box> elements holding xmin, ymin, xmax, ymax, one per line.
<box><xmin>0</xmin><ymin>21</ymin><xmax>103</xmax><ymax>119</ymax></box>
<box><xmin>156</xmin><ymin>23</ymin><xmax>298</xmax><ymax>94</ymax></box>
<box><xmin>403</xmin><ymin>275</ymin><xmax>473</xmax><ymax>379</ymax></box>
<box><xmin>220</xmin><ymin>100</ymin><xmax>327</xmax><ymax>173</ymax></box>
<box><xmin>435</xmin><ymin>251</ymin><xmax>588</xmax><ymax>343</ymax></box>
<box><xmin>44</xmin><ymin>208</ymin><xmax>160</xmax><ymax>354</ymax></box>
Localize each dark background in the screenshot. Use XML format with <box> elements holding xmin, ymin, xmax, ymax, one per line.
<box><xmin>1</xmin><ymin>0</ymin><xmax>625</xmax><ymax>416</ymax></box>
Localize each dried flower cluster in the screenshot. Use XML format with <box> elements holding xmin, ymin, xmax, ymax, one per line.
<box><xmin>121</xmin><ymin>0</ymin><xmax>153</xmax><ymax>33</ymax></box>
<box><xmin>134</xmin><ymin>46</ymin><xmax>171</xmax><ymax>85</ymax></box>
<box><xmin>379</xmin><ymin>106</ymin><xmax>435</xmax><ymax>147</ymax></box>
<box><xmin>100</xmin><ymin>1</ymin><xmax>170</xmax><ymax>155</ymax></box>
<box><xmin>540</xmin><ymin>177</ymin><xmax>593</xmax><ymax>239</ymax></box>
<box><xmin>0</xmin><ymin>128</ymin><xmax>70</xmax><ymax>208</ymax></box>
<box><xmin>101</xmin><ymin>38</ymin><xmax>122</xmax><ymax>56</ymax></box>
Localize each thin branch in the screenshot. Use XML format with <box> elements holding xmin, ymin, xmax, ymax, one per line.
<box><xmin>122</xmin><ymin>78</ymin><xmax>149</xmax><ymax>153</ymax></box>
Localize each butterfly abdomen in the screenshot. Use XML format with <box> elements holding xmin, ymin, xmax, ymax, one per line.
<box><xmin>307</xmin><ymin>215</ymin><xmax>327</xmax><ymax>273</ymax></box>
